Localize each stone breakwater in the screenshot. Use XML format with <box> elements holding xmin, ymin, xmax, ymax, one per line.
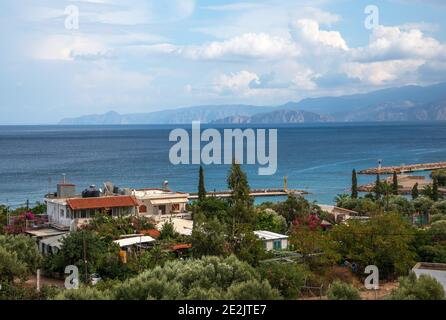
<box><xmin>358</xmin><ymin>162</ymin><xmax>446</xmax><ymax>175</ymax></box>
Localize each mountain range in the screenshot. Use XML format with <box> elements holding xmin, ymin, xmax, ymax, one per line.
<box><xmin>59</xmin><ymin>82</ymin><xmax>446</xmax><ymax>124</ymax></box>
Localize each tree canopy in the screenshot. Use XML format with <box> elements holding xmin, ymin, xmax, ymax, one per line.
<box><xmin>55</xmin><ymin>255</ymin><xmax>282</xmax><ymax>300</ymax></box>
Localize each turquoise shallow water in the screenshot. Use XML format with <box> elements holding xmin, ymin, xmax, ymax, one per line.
<box><xmin>0</xmin><ymin>122</ymin><xmax>444</xmax><ymax>207</ymax></box>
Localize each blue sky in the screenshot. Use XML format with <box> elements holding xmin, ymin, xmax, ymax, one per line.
<box><xmin>1</xmin><ymin>0</ymin><xmax>446</xmax><ymax>124</ymax></box>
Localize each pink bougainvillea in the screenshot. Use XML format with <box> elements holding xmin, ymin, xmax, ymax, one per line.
<box><xmin>292</xmin><ymin>214</ymin><xmax>321</xmax><ymax>230</ymax></box>
<box><xmin>3</xmin><ymin>211</ymin><xmax>45</xmax><ymax>234</ymax></box>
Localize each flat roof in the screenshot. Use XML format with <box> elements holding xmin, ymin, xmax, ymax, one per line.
<box><xmin>113</xmin><ymin>236</ymin><xmax>155</xmax><ymax>247</ymax></box>
<box><xmin>318</xmin><ymin>204</ymin><xmax>358</xmax><ymax>215</ymax></box>
<box><xmin>157</xmin><ymin>218</ymin><xmax>193</xmax><ymax>236</ymax></box>
<box><xmin>67</xmin><ymin>196</ymin><xmax>138</xmax><ymax>210</ymax></box>
<box><xmin>133</xmin><ymin>189</ymin><xmax>189</xmax><ymax>200</ymax></box>
<box><xmin>45</xmin><ymin>198</ymin><xmax>68</xmax><ymax>205</ymax></box>
<box><xmin>26</xmin><ymin>228</ymin><xmax>68</xmax><ymax>238</ymax></box>
<box><xmin>413</xmin><ymin>262</ymin><xmax>446</xmax><ymax>271</ymax></box>
<box><xmin>254</xmin><ymin>230</ymin><xmax>288</xmax><ymax>240</ymax></box>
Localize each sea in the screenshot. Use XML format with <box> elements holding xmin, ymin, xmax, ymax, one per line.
<box><xmin>1</xmin><ymin>122</ymin><xmax>445</xmax><ymax>208</ymax></box>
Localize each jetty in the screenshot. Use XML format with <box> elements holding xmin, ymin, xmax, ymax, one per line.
<box><xmin>188</xmin><ymin>188</ymin><xmax>308</xmax><ymax>200</ymax></box>
<box><xmin>358</xmin><ymin>161</ymin><xmax>446</xmax><ymax>175</ymax></box>
<box><xmin>358</xmin><ymin>174</ymin><xmax>446</xmax><ymax>195</ymax></box>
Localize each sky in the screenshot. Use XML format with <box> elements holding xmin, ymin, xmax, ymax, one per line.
<box><xmin>0</xmin><ymin>0</ymin><xmax>446</xmax><ymax>124</ymax></box>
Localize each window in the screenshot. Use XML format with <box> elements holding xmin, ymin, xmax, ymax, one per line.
<box><xmin>139</xmin><ymin>205</ymin><xmax>147</xmax><ymax>213</ymax></box>
<box><xmin>273</xmin><ymin>240</ymin><xmax>282</xmax><ymax>250</ymax></box>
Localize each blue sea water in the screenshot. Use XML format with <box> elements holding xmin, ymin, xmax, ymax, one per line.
<box><xmin>0</xmin><ymin>122</ymin><xmax>445</xmax><ymax>207</ymax></box>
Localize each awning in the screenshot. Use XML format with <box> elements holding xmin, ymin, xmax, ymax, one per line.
<box><xmin>150</xmin><ymin>198</ymin><xmax>188</xmax><ymax>205</ymax></box>
<box><xmin>113</xmin><ymin>236</ymin><xmax>156</xmax><ymax>248</ymax></box>
<box><xmin>26</xmin><ymin>228</ymin><xmax>68</xmax><ymax>238</ymax></box>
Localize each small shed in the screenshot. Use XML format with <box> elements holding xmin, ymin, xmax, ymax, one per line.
<box><xmin>254</xmin><ymin>230</ymin><xmax>289</xmax><ymax>251</ymax></box>
<box><xmin>39</xmin><ymin>233</ymin><xmax>68</xmax><ymax>255</ymax></box>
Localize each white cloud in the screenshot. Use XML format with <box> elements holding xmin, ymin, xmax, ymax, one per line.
<box><xmin>214</xmin><ymin>70</ymin><xmax>260</xmax><ymax>94</ymax></box>
<box><xmin>194</xmin><ymin>5</ymin><xmax>340</xmax><ymax>39</ymax></box>
<box><xmin>291</xmin><ymin>19</ymin><xmax>349</xmax><ymax>51</ymax></box>
<box><xmin>353</xmin><ymin>25</ymin><xmax>443</xmax><ymax>62</ymax></box>
<box><xmin>343</xmin><ymin>59</ymin><xmax>425</xmax><ymax>85</ymax></box>
<box><xmin>297</xmin><ymin>7</ymin><xmax>342</xmax><ymax>26</ymax></box>
<box><xmin>292</xmin><ymin>68</ymin><xmax>318</xmax><ymax>90</ymax></box>
<box><xmin>179</xmin><ymin>33</ymin><xmax>301</xmax><ymax>60</ymax></box>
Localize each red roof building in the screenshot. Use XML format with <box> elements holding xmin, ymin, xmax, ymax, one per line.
<box><xmin>66</xmin><ymin>196</ymin><xmax>138</xmax><ymax>210</ymax></box>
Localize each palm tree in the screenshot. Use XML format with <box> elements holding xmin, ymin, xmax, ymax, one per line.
<box><xmin>335</xmin><ymin>194</ymin><xmax>350</xmax><ymax>207</ymax></box>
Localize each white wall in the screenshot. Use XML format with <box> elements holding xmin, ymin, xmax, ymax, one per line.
<box><xmin>263</xmin><ymin>238</ymin><xmax>288</xmax><ymax>251</ymax></box>
<box><xmin>413</xmin><ymin>269</ymin><xmax>446</xmax><ymax>290</ymax></box>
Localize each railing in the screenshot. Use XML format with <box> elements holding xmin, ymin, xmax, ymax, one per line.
<box><xmin>151</xmin><ymin>212</ymin><xmax>192</xmax><ymax>221</ymax></box>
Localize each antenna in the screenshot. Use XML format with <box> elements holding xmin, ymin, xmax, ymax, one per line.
<box><xmin>62</xmin><ymin>173</ymin><xmax>66</xmax><ymax>184</ymax></box>
<box><xmin>48</xmin><ymin>176</ymin><xmax>52</xmax><ymax>195</ymax></box>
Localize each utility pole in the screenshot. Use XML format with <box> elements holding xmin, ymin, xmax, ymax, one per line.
<box><xmin>83</xmin><ymin>232</ymin><xmax>88</xmax><ymax>284</ymax></box>
<box><xmin>36</xmin><ymin>269</ymin><xmax>41</xmax><ymax>293</ymax></box>
<box><xmin>26</xmin><ymin>199</ymin><xmax>29</xmax><ymax>211</ymax></box>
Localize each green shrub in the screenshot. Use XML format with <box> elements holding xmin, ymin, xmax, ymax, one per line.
<box><xmin>69</xmin><ymin>255</ymin><xmax>281</xmax><ymax>301</ymax></box>
<box><xmin>225</xmin><ymin>279</ymin><xmax>282</xmax><ymax>300</ymax></box>
<box><xmin>389</xmin><ymin>273</ymin><xmax>445</xmax><ymax>300</ymax></box>
<box><xmin>53</xmin><ymin>286</ymin><xmax>113</xmax><ymax>300</ymax></box>
<box><xmin>259</xmin><ymin>262</ymin><xmax>307</xmax><ymax>299</ymax></box>
<box><xmin>327</xmin><ymin>281</ymin><xmax>361</xmax><ymax>300</ymax></box>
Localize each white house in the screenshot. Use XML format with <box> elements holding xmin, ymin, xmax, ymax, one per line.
<box><xmin>318</xmin><ymin>204</ymin><xmax>360</xmax><ymax>223</ymax></box>
<box><xmin>46</xmin><ymin>195</ymin><xmax>139</xmax><ymax>230</ymax></box>
<box><xmin>254</xmin><ymin>230</ymin><xmax>289</xmax><ymax>251</ymax></box>
<box><xmin>132</xmin><ymin>189</ymin><xmax>190</xmax><ymax>221</ymax></box>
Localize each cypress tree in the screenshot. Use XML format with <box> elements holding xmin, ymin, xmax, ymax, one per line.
<box><xmin>227</xmin><ymin>161</ymin><xmax>254</xmax><ymax>231</ymax></box>
<box><xmin>227</xmin><ymin>161</ymin><xmax>252</xmax><ymax>208</ymax></box>
<box><xmin>198</xmin><ymin>166</ymin><xmax>206</xmax><ymax>201</ymax></box>
<box><xmin>351</xmin><ymin>169</ymin><xmax>358</xmax><ymax>199</ymax></box>
<box><xmin>392</xmin><ymin>172</ymin><xmax>399</xmax><ymax>195</ymax></box>
<box><xmin>411</xmin><ymin>183</ymin><xmax>419</xmax><ymax>200</ymax></box>
<box><xmin>374</xmin><ymin>174</ymin><xmax>381</xmax><ymax>200</ymax></box>
<box><xmin>432</xmin><ymin>178</ymin><xmax>439</xmax><ymax>202</ymax></box>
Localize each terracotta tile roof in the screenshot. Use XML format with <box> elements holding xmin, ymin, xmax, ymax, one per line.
<box><xmin>66</xmin><ymin>196</ymin><xmax>138</xmax><ymax>210</ymax></box>
<box><xmin>141</xmin><ymin>229</ymin><xmax>161</xmax><ymax>238</ymax></box>
<box><xmin>171</xmin><ymin>243</ymin><xmax>192</xmax><ymax>251</ymax></box>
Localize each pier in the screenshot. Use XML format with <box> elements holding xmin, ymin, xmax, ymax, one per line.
<box><xmin>357</xmin><ymin>174</ymin><xmax>446</xmax><ymax>195</ymax></box>
<box><xmin>188</xmin><ymin>189</ymin><xmax>308</xmax><ymax>200</ymax></box>
<box><xmin>358</xmin><ymin>161</ymin><xmax>446</xmax><ymax>175</ymax></box>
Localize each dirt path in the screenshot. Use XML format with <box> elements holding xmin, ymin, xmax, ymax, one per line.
<box><xmin>359</xmin><ymin>281</ymin><xmax>398</xmax><ymax>300</ymax></box>
<box><xmin>22</xmin><ymin>275</ymin><xmax>65</xmax><ymax>289</ymax></box>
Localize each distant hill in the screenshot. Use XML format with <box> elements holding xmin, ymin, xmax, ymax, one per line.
<box><xmin>59</xmin><ymin>105</ymin><xmax>275</xmax><ymax>125</ymax></box>
<box><xmin>212</xmin><ymin>109</ymin><xmax>333</xmax><ymax>124</ymax></box>
<box><xmin>285</xmin><ymin>82</ymin><xmax>446</xmax><ymax>121</ymax></box>
<box><xmin>59</xmin><ymin>82</ymin><xmax>446</xmax><ymax>124</ymax></box>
